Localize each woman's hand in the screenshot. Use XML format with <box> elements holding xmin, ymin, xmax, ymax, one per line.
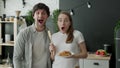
<box><xmin>49</xmin><ymin>43</ymin><xmax>56</xmax><ymax>60</ymax></box>
<box><xmin>49</xmin><ymin>43</ymin><xmax>56</xmax><ymax>53</ymax></box>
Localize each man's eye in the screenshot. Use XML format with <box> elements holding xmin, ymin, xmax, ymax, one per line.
<box><xmin>36</xmin><ymin>12</ymin><xmax>39</xmax><ymax>15</ymax></box>
<box><xmin>42</xmin><ymin>12</ymin><xmax>46</xmax><ymax>15</ymax></box>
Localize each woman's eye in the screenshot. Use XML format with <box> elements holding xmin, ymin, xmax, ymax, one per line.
<box><xmin>58</xmin><ymin>19</ymin><xmax>62</xmax><ymax>22</ymax></box>
<box><xmin>64</xmin><ymin>20</ymin><xmax>69</xmax><ymax>22</ymax></box>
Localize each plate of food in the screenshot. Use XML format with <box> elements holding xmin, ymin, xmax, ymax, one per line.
<box><xmin>59</xmin><ymin>51</ymin><xmax>74</xmax><ymax>58</ymax></box>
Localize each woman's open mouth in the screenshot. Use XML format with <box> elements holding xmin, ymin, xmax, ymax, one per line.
<box><xmin>61</xmin><ymin>27</ymin><xmax>65</xmax><ymax>30</ymax></box>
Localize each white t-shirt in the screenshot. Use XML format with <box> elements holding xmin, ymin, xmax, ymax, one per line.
<box><xmin>32</xmin><ymin>30</ymin><xmax>48</xmax><ymax>68</ymax></box>
<box><xmin>51</xmin><ymin>30</ymin><xmax>84</xmax><ymax>68</ymax></box>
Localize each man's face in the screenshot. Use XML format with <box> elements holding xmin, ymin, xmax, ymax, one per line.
<box><xmin>33</xmin><ymin>9</ymin><xmax>49</xmax><ymax>27</ymax></box>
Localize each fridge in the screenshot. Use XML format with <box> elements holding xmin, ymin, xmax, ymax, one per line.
<box><xmin>115</xmin><ymin>28</ymin><xmax>120</xmax><ymax>68</ymax></box>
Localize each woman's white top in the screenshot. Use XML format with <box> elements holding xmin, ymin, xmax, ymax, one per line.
<box><xmin>51</xmin><ymin>30</ymin><xmax>85</xmax><ymax>68</ymax></box>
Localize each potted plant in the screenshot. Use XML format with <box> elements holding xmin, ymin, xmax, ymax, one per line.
<box><xmin>25</xmin><ymin>10</ymin><xmax>34</xmax><ymax>26</ymax></box>
<box><xmin>114</xmin><ymin>19</ymin><xmax>120</xmax><ymax>57</ymax></box>
<box><xmin>52</xmin><ymin>9</ymin><xmax>61</xmax><ymax>32</ymax></box>
<box><xmin>114</xmin><ymin>20</ymin><xmax>120</xmax><ymax>32</ymax></box>
<box><xmin>114</xmin><ymin>19</ymin><xmax>120</xmax><ymax>40</ymax></box>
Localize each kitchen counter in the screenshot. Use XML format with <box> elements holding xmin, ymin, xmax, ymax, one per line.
<box><xmin>86</xmin><ymin>53</ymin><xmax>111</xmax><ymax>60</ymax></box>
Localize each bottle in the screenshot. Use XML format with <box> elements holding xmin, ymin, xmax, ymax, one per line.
<box><xmin>2</xmin><ymin>14</ymin><xmax>6</xmax><ymax>21</ymax></box>
<box><xmin>6</xmin><ymin>53</ymin><xmax>12</xmax><ymax>67</ymax></box>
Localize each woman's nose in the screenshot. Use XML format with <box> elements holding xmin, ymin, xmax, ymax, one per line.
<box><xmin>62</xmin><ymin>21</ymin><xmax>65</xmax><ymax>25</ymax></box>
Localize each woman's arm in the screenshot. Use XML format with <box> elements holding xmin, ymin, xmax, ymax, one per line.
<box><xmin>72</xmin><ymin>42</ymin><xmax>88</xmax><ymax>58</ymax></box>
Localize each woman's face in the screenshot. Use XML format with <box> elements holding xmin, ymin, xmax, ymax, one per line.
<box><xmin>57</xmin><ymin>13</ymin><xmax>71</xmax><ymax>33</ymax></box>
<box><xmin>33</xmin><ymin>9</ymin><xmax>48</xmax><ymax>27</ymax></box>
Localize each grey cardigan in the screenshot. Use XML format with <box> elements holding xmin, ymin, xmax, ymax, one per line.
<box><xmin>13</xmin><ymin>24</ymin><xmax>51</xmax><ymax>68</ymax></box>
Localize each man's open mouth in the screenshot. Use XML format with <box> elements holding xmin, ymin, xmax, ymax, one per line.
<box><xmin>38</xmin><ymin>20</ymin><xmax>43</xmax><ymax>24</ymax></box>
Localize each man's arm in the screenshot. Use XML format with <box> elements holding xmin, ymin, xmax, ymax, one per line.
<box><xmin>13</xmin><ymin>30</ymin><xmax>26</xmax><ymax>68</ymax></box>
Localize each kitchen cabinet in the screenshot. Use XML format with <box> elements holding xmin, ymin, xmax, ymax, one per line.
<box><xmin>79</xmin><ymin>54</ymin><xmax>111</xmax><ymax>68</ymax></box>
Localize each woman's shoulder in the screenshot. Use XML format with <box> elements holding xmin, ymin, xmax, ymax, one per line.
<box><xmin>73</xmin><ymin>30</ymin><xmax>84</xmax><ymax>38</ymax></box>
<box><xmin>52</xmin><ymin>32</ymin><xmax>60</xmax><ymax>36</ymax></box>
<box><xmin>74</xmin><ymin>30</ymin><xmax>82</xmax><ymax>35</ymax></box>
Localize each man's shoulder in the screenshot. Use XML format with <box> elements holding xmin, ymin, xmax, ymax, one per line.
<box><xmin>19</xmin><ymin>25</ymin><xmax>33</xmax><ymax>36</ymax></box>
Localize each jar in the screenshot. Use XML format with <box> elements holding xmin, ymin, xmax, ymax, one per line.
<box><xmin>103</xmin><ymin>44</ymin><xmax>111</xmax><ymax>53</ymax></box>
<box><xmin>9</xmin><ymin>17</ymin><xmax>14</xmax><ymax>21</ymax></box>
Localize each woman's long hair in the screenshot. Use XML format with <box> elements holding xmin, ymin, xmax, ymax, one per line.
<box><xmin>59</xmin><ymin>11</ymin><xmax>74</xmax><ymax>43</ymax></box>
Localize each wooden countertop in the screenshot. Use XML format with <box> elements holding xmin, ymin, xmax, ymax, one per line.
<box><xmin>86</xmin><ymin>53</ymin><xmax>111</xmax><ymax>60</ymax></box>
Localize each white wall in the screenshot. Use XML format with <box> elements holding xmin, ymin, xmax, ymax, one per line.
<box><xmin>0</xmin><ymin>0</ymin><xmax>59</xmax><ymax>16</ymax></box>
<box><xmin>0</xmin><ymin>0</ymin><xmax>3</xmax><ymax>16</ymax></box>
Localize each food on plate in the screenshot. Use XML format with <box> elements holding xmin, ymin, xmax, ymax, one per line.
<box><xmin>59</xmin><ymin>51</ymin><xmax>71</xmax><ymax>56</ymax></box>
<box><xmin>95</xmin><ymin>49</ymin><xmax>107</xmax><ymax>56</ymax></box>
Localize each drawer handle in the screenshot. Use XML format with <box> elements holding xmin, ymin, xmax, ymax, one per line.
<box><xmin>93</xmin><ymin>62</ymin><xmax>99</xmax><ymax>65</ymax></box>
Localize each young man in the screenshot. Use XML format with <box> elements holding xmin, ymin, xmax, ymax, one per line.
<box><xmin>13</xmin><ymin>3</ymin><xmax>51</xmax><ymax>68</ymax></box>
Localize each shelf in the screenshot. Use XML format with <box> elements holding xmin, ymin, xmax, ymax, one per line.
<box><xmin>0</xmin><ymin>18</ymin><xmax>18</xmax><ymax>56</ymax></box>
<box><xmin>0</xmin><ymin>21</ymin><xmax>14</xmax><ymax>23</ymax></box>
<box><xmin>0</xmin><ymin>64</ymin><xmax>12</xmax><ymax>68</ymax></box>
<box><xmin>0</xmin><ymin>43</ymin><xmax>14</xmax><ymax>46</ymax></box>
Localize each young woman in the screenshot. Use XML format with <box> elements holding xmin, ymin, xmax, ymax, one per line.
<box><xmin>49</xmin><ymin>11</ymin><xmax>88</xmax><ymax>68</ymax></box>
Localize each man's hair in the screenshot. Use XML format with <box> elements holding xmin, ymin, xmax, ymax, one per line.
<box><xmin>32</xmin><ymin>3</ymin><xmax>50</xmax><ymax>16</ymax></box>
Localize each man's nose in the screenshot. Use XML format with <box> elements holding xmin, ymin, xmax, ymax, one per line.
<box><xmin>38</xmin><ymin>14</ymin><xmax>42</xmax><ymax>18</ymax></box>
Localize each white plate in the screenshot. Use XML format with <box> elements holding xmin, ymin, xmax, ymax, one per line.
<box><xmin>60</xmin><ymin>52</ymin><xmax>74</xmax><ymax>58</ymax></box>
